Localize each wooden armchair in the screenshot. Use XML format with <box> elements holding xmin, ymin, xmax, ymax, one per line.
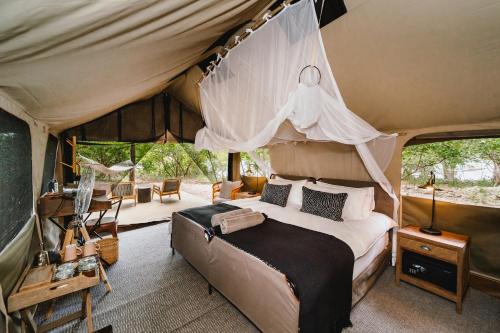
<box><xmin>212</xmin><ymin>180</ymin><xmax>244</xmax><ymax>203</ymax></box>
<box><xmin>111</xmin><ymin>181</ymin><xmax>136</xmax><ymax>206</ymax></box>
<box><xmin>153</xmin><ymin>178</ymin><xmax>181</xmax><ymax>203</ymax></box>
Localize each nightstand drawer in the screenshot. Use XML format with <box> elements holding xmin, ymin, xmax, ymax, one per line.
<box><xmin>399</xmin><ymin>237</ymin><xmax>457</xmax><ymax>263</ymax></box>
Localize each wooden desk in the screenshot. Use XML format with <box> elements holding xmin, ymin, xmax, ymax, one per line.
<box><xmin>8</xmin><ymin>264</ymin><xmax>99</xmax><ymax>333</ymax></box>
<box><xmin>37</xmin><ymin>192</ymin><xmax>113</xmax><ymax>293</ymax></box>
<box><xmin>38</xmin><ymin>193</ymin><xmax>112</xmax><ymax>219</ymax></box>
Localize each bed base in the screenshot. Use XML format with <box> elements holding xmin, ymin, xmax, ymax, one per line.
<box><xmin>171</xmin><ymin>213</ymin><xmax>391</xmax><ymax>332</ymax></box>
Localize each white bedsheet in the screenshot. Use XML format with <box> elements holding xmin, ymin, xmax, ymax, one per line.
<box><xmin>230</xmin><ymin>197</ymin><xmax>397</xmax><ymax>260</ymax></box>
<box><xmin>353</xmin><ymin>233</ymin><xmax>388</xmax><ymax>279</ymax></box>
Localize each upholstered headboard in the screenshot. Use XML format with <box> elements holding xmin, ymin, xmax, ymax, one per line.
<box><xmin>272</xmin><ymin>174</ymin><xmax>394</xmax><ymax>219</ymax></box>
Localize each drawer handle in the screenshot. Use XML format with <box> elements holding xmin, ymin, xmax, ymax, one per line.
<box><xmin>420</xmin><ymin>245</ymin><xmax>431</xmax><ymax>251</ymax></box>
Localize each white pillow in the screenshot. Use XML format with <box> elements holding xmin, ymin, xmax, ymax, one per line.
<box><xmin>220</xmin><ymin>180</ymin><xmax>241</xmax><ymax>199</ymax></box>
<box><xmin>316</xmin><ymin>181</ymin><xmax>375</xmax><ymax>212</ymax></box>
<box><xmin>306</xmin><ymin>183</ymin><xmax>373</xmax><ymax>220</ymax></box>
<box><xmin>269</xmin><ymin>177</ymin><xmax>309</xmax><ymax>206</ymax></box>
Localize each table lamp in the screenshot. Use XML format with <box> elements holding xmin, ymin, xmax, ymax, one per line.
<box><xmin>418</xmin><ymin>171</ymin><xmax>442</xmax><ymax>235</ymax></box>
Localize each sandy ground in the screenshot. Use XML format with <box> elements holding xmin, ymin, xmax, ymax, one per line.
<box><xmin>91</xmin><ymin>181</ymin><xmax>211</xmax><ymax>225</ymax></box>
<box><xmin>115</xmin><ymin>190</ymin><xmax>210</xmax><ymax>225</ymax></box>
<box><xmin>179</xmin><ymin>181</ymin><xmax>212</xmax><ymax>201</ymax></box>
<box><xmin>401</xmin><ymin>184</ymin><xmax>500</xmax><ymax>208</ymax></box>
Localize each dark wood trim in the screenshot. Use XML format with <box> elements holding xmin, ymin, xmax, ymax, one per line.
<box><xmin>228</xmin><ymin>153</ymin><xmax>240</xmax><ymax>181</ymax></box>
<box><xmin>61</xmin><ymin>133</ymin><xmax>75</xmax><ymax>184</ymax></box>
<box><xmin>470</xmin><ymin>271</ymin><xmax>500</xmax><ymax>299</ymax></box>
<box><xmin>129</xmin><ymin>143</ymin><xmax>136</xmax><ymax>182</ymax></box>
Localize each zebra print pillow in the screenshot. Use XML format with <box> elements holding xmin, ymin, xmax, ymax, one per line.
<box><xmin>260</xmin><ymin>183</ymin><xmax>292</xmax><ymax>207</ymax></box>
<box><xmin>300</xmin><ymin>186</ymin><xmax>348</xmax><ymax>221</ymax></box>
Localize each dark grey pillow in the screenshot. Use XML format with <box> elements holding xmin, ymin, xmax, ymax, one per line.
<box><xmin>260</xmin><ymin>183</ymin><xmax>292</xmax><ymax>207</ymax></box>
<box><xmin>300</xmin><ymin>186</ymin><xmax>348</xmax><ymax>221</ymax></box>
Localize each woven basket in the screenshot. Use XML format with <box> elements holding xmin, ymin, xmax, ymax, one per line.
<box><xmin>97</xmin><ymin>237</ymin><xmax>119</xmax><ymax>265</ymax></box>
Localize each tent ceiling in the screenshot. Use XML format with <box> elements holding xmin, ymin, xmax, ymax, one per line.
<box><xmin>1</xmin><ymin>0</ymin><xmax>499</xmax><ymax>134</ymax></box>
<box><xmin>323</xmin><ymin>0</ymin><xmax>500</xmax><ymax>131</ymax></box>
<box><xmin>171</xmin><ymin>0</ymin><xmax>500</xmax><ymax>134</ymax></box>
<box><xmin>0</xmin><ymin>0</ymin><xmax>272</xmax><ymax>131</ymax></box>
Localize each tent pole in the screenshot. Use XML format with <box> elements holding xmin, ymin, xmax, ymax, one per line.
<box><xmin>228</xmin><ymin>153</ymin><xmax>241</xmax><ymax>181</ymax></box>
<box><xmin>130</xmin><ymin>143</ymin><xmax>136</xmax><ymax>182</ymax></box>
<box><xmin>61</xmin><ymin>133</ymin><xmax>75</xmax><ymax>185</ymax></box>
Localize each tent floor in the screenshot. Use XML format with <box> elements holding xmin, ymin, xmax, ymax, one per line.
<box><xmin>97</xmin><ymin>190</ymin><xmax>210</xmax><ymax>226</ymax></box>
<box><xmin>36</xmin><ymin>223</ymin><xmax>500</xmax><ymax>333</ymax></box>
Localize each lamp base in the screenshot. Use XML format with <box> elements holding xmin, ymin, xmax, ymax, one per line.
<box><xmin>419</xmin><ymin>227</ymin><xmax>442</xmax><ymax>236</ymax></box>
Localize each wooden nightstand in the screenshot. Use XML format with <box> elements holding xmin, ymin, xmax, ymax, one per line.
<box><xmin>396</xmin><ymin>225</ymin><xmax>470</xmax><ymax>313</ymax></box>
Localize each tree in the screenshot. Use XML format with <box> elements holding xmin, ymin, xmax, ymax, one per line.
<box><xmin>401</xmin><ymin>144</ymin><xmax>441</xmax><ymax>183</ymax></box>
<box><xmin>138</xmin><ymin>144</ymin><xmax>193</xmax><ymax>178</ymax></box>
<box><xmin>467</xmin><ymin>138</ymin><xmax>500</xmax><ymax>186</ymax></box>
<box><xmin>136</xmin><ymin>142</ymin><xmax>228</xmax><ymax>182</ymax></box>
<box><xmin>432</xmin><ymin>141</ymin><xmax>468</xmax><ymax>181</ymax></box>
<box><xmin>241</xmin><ymin>148</ymin><xmax>270</xmax><ymax>176</ymax></box>
<box><xmin>77</xmin><ymin>143</ymin><xmax>130</xmax><ymax>167</ymax></box>
<box><xmin>402</xmin><ymin>138</ymin><xmax>499</xmax><ymax>186</ymax></box>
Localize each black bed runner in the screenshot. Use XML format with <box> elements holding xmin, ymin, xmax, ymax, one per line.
<box><xmin>178</xmin><ymin>204</ymin><xmax>355</xmax><ymax>333</ymax></box>
<box><xmin>177</xmin><ymin>203</ymin><xmax>240</xmax><ymax>229</ymax></box>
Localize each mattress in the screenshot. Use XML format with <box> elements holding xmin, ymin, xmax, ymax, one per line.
<box><xmin>230</xmin><ymin>197</ymin><xmax>397</xmax><ymax>259</ymax></box>
<box><xmin>353</xmin><ymin>233</ymin><xmax>388</xmax><ymax>279</ymax></box>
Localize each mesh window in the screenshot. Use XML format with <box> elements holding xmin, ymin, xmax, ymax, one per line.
<box><xmin>83</xmin><ymin>112</ymin><xmax>119</xmax><ymax>142</ymax></box>
<box><xmin>64</xmin><ymin>93</ymin><xmax>203</xmax><ymax>143</ymax></box>
<box><xmin>0</xmin><ymin>109</ymin><xmax>33</xmax><ymax>252</ymax></box>
<box><xmin>121</xmin><ymin>99</ymin><xmax>154</xmax><ymax>142</ymax></box>
<box><xmin>40</xmin><ymin>134</ymin><xmax>58</xmax><ymax>195</ymax></box>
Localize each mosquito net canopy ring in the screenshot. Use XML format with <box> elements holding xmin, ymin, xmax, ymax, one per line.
<box><xmin>195</xmin><ymin>0</ymin><xmax>399</xmax><ymax>221</ymax></box>
<box><xmin>299</xmin><ymin>65</ymin><xmax>321</xmax><ymax>86</ymax></box>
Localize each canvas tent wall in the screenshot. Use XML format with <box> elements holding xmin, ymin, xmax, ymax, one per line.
<box><xmin>0</xmin><ymin>105</ymin><xmax>48</xmax><ymax>332</ymax></box>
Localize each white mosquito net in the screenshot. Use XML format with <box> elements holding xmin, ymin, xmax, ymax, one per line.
<box><xmin>74</xmin><ymin>155</ymin><xmax>135</xmax><ymax>220</ymax></box>
<box><xmin>195</xmin><ymin>0</ymin><xmax>399</xmax><ymax>220</ymax></box>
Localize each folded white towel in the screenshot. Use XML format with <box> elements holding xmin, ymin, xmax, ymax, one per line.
<box><xmin>211</xmin><ymin>208</ymin><xmax>253</xmax><ymax>227</ymax></box>
<box><xmin>220</xmin><ymin>212</ymin><xmax>265</xmax><ymax>234</ymax></box>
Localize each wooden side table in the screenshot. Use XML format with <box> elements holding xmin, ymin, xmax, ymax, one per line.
<box><xmin>137</xmin><ymin>184</ymin><xmax>152</xmax><ymax>203</ymax></box>
<box><xmin>235</xmin><ymin>192</ymin><xmax>261</xmax><ymax>199</ymax></box>
<box><xmin>8</xmin><ymin>264</ymin><xmax>100</xmax><ymax>332</ymax></box>
<box><xmin>396</xmin><ymin>225</ymin><xmax>470</xmax><ymax>313</ymax></box>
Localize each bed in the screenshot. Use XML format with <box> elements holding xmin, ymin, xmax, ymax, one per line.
<box><xmin>171</xmin><ymin>175</ymin><xmax>396</xmax><ymax>332</ymax></box>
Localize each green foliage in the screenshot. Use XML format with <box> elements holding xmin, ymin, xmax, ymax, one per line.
<box><xmin>139</xmin><ymin>143</ymin><xmax>227</xmax><ymax>182</ymax></box>
<box><xmin>137</xmin><ymin>143</ymin><xmax>227</xmax><ymax>182</ymax></box>
<box><xmin>77</xmin><ymin>142</ymin><xmax>130</xmax><ymax>167</ymax></box>
<box><xmin>77</xmin><ymin>141</ymin><xmax>229</xmax><ymax>183</ymax></box>
<box><xmin>402</xmin><ymin>138</ymin><xmax>500</xmax><ymax>185</ymax></box>
<box><xmin>241</xmin><ymin>148</ymin><xmax>270</xmax><ymax>176</ymax></box>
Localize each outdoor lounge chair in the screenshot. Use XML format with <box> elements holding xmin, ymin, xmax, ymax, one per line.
<box><xmin>212</xmin><ymin>180</ymin><xmax>244</xmax><ymax>203</ymax></box>
<box><xmin>111</xmin><ymin>181</ymin><xmax>137</xmax><ymax>206</ymax></box>
<box><xmin>153</xmin><ymin>178</ymin><xmax>181</xmax><ymax>203</ymax></box>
